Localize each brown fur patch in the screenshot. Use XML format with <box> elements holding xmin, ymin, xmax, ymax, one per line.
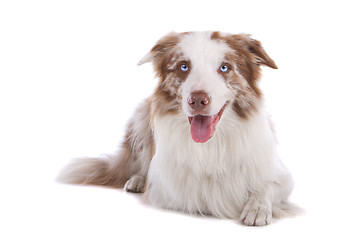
<box><xmin>146</xmin><ymin>33</ymin><xmax>190</xmax><ymax>118</ymax></box>
<box><xmin>211</xmin><ymin>31</ymin><xmax>222</xmax><ymax>41</ymax></box>
<box><xmin>211</xmin><ymin>32</ymin><xmax>278</xmax><ymax>119</ymax></box>
<box><xmin>152</xmin><ymin>83</ymin><xmax>181</xmax><ymax>116</ymax></box>
<box><xmin>212</xmin><ymin>33</ymin><xmax>277</xmax><ymax>95</ymax></box>
<box><xmin>149</xmin><ymin>32</ymin><xmax>189</xmax><ymax>81</ymax></box>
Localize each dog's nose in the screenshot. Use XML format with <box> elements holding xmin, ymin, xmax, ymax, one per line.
<box><xmin>188</xmin><ymin>91</ymin><xmax>210</xmax><ymax>111</ymax></box>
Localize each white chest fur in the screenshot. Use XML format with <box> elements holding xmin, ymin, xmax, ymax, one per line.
<box><xmin>147</xmin><ymin>107</ymin><xmax>282</xmax><ymax>219</ymax></box>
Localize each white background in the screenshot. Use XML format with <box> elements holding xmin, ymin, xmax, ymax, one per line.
<box><xmin>1</xmin><ymin>0</ymin><xmax>360</xmax><ymax>239</ymax></box>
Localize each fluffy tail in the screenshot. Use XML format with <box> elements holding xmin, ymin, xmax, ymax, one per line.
<box><xmin>57</xmin><ymin>99</ymin><xmax>154</xmax><ymax>188</ymax></box>
<box><xmin>56</xmin><ymin>153</ymin><xmax>132</xmax><ymax>188</ymax></box>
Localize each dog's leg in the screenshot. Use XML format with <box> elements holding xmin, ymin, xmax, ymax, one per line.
<box><xmin>240</xmin><ymin>172</ymin><xmax>294</xmax><ymax>226</ymax></box>
<box><xmin>124</xmin><ymin>175</ymin><xmax>146</xmax><ymax>193</ymax></box>
<box><xmin>240</xmin><ymin>193</ymin><xmax>272</xmax><ymax>226</ymax></box>
<box><xmin>121</xmin><ymin>141</ymin><xmax>152</xmax><ymax>193</ymax></box>
<box><xmin>118</xmin><ymin>99</ymin><xmax>154</xmax><ymax>193</ymax></box>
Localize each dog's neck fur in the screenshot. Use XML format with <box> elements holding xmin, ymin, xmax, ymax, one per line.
<box><xmin>146</xmin><ymin>102</ymin><xmax>282</xmax><ymax>218</ymax></box>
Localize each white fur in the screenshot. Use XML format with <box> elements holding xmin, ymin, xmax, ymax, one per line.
<box><xmin>147</xmin><ymin>104</ymin><xmax>293</xmax><ymax>222</ymax></box>
<box><xmin>179</xmin><ymin>32</ymin><xmax>234</xmax><ymax>116</ymax></box>
<box><xmin>59</xmin><ymin>31</ymin><xmax>296</xmax><ymax>226</ymax></box>
<box><xmin>143</xmin><ymin>32</ymin><xmax>294</xmax><ymax>225</ymax></box>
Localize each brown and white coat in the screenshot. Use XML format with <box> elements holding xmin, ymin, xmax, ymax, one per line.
<box><xmin>58</xmin><ymin>31</ymin><xmax>296</xmax><ymax>226</ymax></box>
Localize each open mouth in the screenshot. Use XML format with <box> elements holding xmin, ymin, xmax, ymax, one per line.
<box><xmin>188</xmin><ymin>103</ymin><xmax>228</xmax><ymax>143</ymax></box>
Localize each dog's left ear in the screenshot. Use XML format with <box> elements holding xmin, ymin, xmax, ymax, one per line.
<box><xmin>246</xmin><ymin>38</ymin><xmax>278</xmax><ymax>69</ymax></box>
<box><xmin>226</xmin><ymin>34</ymin><xmax>278</xmax><ymax>69</ymax></box>
<box><xmin>138</xmin><ymin>32</ymin><xmax>181</xmax><ymax>66</ymax></box>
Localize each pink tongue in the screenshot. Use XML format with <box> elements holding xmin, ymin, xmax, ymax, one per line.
<box><xmin>190</xmin><ymin>115</ymin><xmax>213</xmax><ymax>143</ymax></box>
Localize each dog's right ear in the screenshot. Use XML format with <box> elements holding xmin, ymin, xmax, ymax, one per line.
<box><xmin>138</xmin><ymin>32</ymin><xmax>181</xmax><ymax>66</ymax></box>
<box><xmin>137</xmin><ymin>52</ymin><xmax>153</xmax><ymax>66</ymax></box>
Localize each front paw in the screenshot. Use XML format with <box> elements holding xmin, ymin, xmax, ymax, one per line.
<box><xmin>124</xmin><ymin>175</ymin><xmax>145</xmax><ymax>193</ymax></box>
<box><xmin>240</xmin><ymin>197</ymin><xmax>272</xmax><ymax>226</ymax></box>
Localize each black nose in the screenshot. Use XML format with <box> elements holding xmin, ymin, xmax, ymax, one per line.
<box><xmin>188</xmin><ymin>91</ymin><xmax>210</xmax><ymax>111</ymax></box>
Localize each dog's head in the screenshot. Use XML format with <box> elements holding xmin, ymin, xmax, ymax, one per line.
<box><xmin>139</xmin><ymin>31</ymin><xmax>277</xmax><ymax>143</ymax></box>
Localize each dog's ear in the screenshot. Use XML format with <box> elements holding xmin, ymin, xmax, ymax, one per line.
<box><xmin>227</xmin><ymin>34</ymin><xmax>278</xmax><ymax>69</ymax></box>
<box><xmin>246</xmin><ymin>37</ymin><xmax>278</xmax><ymax>69</ymax></box>
<box><xmin>137</xmin><ymin>52</ymin><xmax>153</xmax><ymax>66</ymax></box>
<box><xmin>223</xmin><ymin>34</ymin><xmax>278</xmax><ymax>97</ymax></box>
<box><xmin>138</xmin><ymin>32</ymin><xmax>181</xmax><ymax>66</ymax></box>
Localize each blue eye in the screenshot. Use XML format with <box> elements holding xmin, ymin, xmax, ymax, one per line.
<box><xmin>180</xmin><ymin>64</ymin><xmax>189</xmax><ymax>72</ymax></box>
<box><xmin>220</xmin><ymin>65</ymin><xmax>229</xmax><ymax>72</ymax></box>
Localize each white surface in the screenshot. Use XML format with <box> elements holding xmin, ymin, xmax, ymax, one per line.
<box><xmin>1</xmin><ymin>1</ymin><xmax>359</xmax><ymax>239</ymax></box>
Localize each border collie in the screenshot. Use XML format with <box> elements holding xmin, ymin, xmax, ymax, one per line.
<box><xmin>58</xmin><ymin>31</ymin><xmax>298</xmax><ymax>226</ymax></box>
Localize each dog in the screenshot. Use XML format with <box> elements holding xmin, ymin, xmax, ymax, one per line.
<box><xmin>58</xmin><ymin>31</ymin><xmax>297</xmax><ymax>226</ymax></box>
